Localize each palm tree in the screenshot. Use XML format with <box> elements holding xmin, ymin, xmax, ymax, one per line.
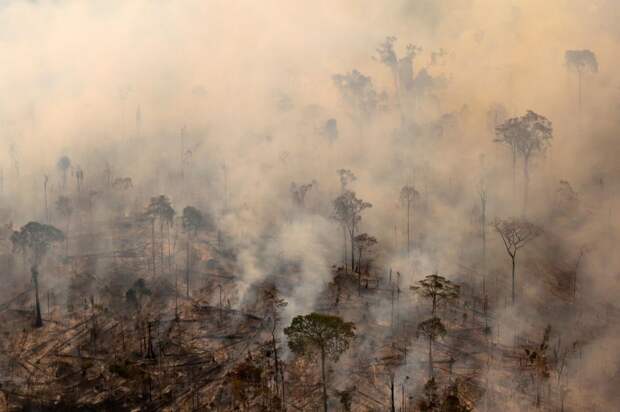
<box><xmin>57</xmin><ymin>155</ymin><xmax>71</xmax><ymax>191</ymax></box>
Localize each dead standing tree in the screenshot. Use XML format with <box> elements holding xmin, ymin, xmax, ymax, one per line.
<box><xmin>400</xmin><ymin>185</ymin><xmax>420</xmax><ymax>256</ymax></box>
<box><xmin>262</xmin><ymin>286</ymin><xmax>288</xmax><ymax>409</ymax></box>
<box><xmin>493</xmin><ymin>218</ymin><xmax>542</xmax><ymax>305</ymax></box>
<box><xmin>182</xmin><ymin>206</ymin><xmax>204</xmax><ymax>299</ymax></box>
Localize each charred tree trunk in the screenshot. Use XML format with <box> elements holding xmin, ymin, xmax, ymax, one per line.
<box><xmin>271</xmin><ymin>318</ymin><xmax>282</xmax><ymax>407</ymax></box>
<box><xmin>186</xmin><ymin>233</ymin><xmax>191</xmax><ymax>297</ymax></box>
<box><xmin>511</xmin><ymin>254</ymin><xmax>516</xmax><ymax>305</ymax></box>
<box><xmin>428</xmin><ymin>336</ymin><xmax>434</xmax><ymax>378</ymax></box>
<box><xmin>406</xmin><ymin>199</ymin><xmax>411</xmax><ymax>256</ymax></box>
<box><xmin>342</xmin><ymin>226</ymin><xmax>347</xmax><ymax>272</ymax></box>
<box><xmin>159</xmin><ymin>222</ymin><xmax>164</xmax><ymax>271</ymax></box>
<box><xmin>32</xmin><ymin>266</ymin><xmax>43</xmax><ymax>327</ymax></box>
<box><xmin>512</xmin><ymin>146</ymin><xmax>517</xmax><ymax>204</ymax></box>
<box><xmin>151</xmin><ymin>219</ymin><xmax>156</xmax><ymax>277</ymax></box>
<box><xmin>523</xmin><ymin>156</ymin><xmax>530</xmax><ymax>217</ymax></box>
<box><xmin>350</xmin><ymin>228</ymin><xmax>355</xmax><ymax>274</ymax></box>
<box><xmin>320</xmin><ymin>348</ymin><xmax>328</xmax><ymax>412</ymax></box>
<box><xmin>65</xmin><ymin>218</ymin><xmax>70</xmax><ymax>256</ymax></box>
<box><xmin>390</xmin><ymin>374</ymin><xmax>396</xmax><ymax>412</ymax></box>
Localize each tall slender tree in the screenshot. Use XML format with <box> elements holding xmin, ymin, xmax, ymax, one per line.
<box><xmin>146</xmin><ymin>195</ymin><xmax>175</xmax><ymax>276</ymax></box>
<box><xmin>333</xmin><ymin>190</ymin><xmax>372</xmax><ymax>272</ymax></box>
<box><xmin>284</xmin><ymin>313</ymin><xmax>355</xmax><ymax>412</ymax></box>
<box><xmin>182</xmin><ymin>206</ymin><xmax>204</xmax><ymax>298</ymax></box>
<box><xmin>565</xmin><ymin>49</ymin><xmax>598</xmax><ymax>113</ymax></box>
<box><xmin>495</xmin><ymin>111</ymin><xmax>552</xmax><ymax>215</ymax></box>
<box><xmin>417</xmin><ymin>317</ymin><xmax>447</xmax><ymax>378</ymax></box>
<box><xmin>336</xmin><ymin>170</ymin><xmax>356</xmax><ymax>270</ymax></box>
<box><xmin>400</xmin><ymin>185</ymin><xmax>420</xmax><ymax>256</ymax></box>
<box><xmin>493</xmin><ymin>218</ymin><xmax>542</xmax><ymax>305</ymax></box>
<box><xmin>11</xmin><ymin>222</ymin><xmax>64</xmax><ymax>327</ymax></box>
<box><xmin>55</xmin><ymin>195</ymin><xmax>73</xmax><ymax>255</ymax></box>
<box><xmin>263</xmin><ymin>286</ymin><xmax>288</xmax><ymax>409</ymax></box>
<box><xmin>57</xmin><ymin>155</ymin><xmax>71</xmax><ymax>191</ymax></box>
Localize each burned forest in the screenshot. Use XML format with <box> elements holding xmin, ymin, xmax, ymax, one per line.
<box><xmin>1</xmin><ymin>1</ymin><xmax>619</xmax><ymax>411</ymax></box>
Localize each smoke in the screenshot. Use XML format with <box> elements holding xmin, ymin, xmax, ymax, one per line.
<box><xmin>1</xmin><ymin>0</ymin><xmax>620</xmax><ymax>409</ymax></box>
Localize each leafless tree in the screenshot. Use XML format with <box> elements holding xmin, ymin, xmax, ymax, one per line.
<box><xmin>400</xmin><ymin>185</ymin><xmax>420</xmax><ymax>256</ymax></box>
<box><xmin>493</xmin><ymin>218</ymin><xmax>542</xmax><ymax>305</ymax></box>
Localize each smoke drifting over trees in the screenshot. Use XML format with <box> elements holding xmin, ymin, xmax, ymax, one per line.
<box><xmin>0</xmin><ymin>0</ymin><xmax>619</xmax><ymax>410</ymax></box>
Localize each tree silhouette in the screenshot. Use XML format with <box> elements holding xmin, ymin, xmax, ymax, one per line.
<box><xmin>417</xmin><ymin>317</ymin><xmax>447</xmax><ymax>378</ymax></box>
<box><xmin>284</xmin><ymin>313</ymin><xmax>355</xmax><ymax>412</ymax></box>
<box><xmin>495</xmin><ymin>111</ymin><xmax>552</xmax><ymax>214</ymax></box>
<box><xmin>565</xmin><ymin>49</ymin><xmax>598</xmax><ymax>112</ymax></box>
<box><xmin>182</xmin><ymin>206</ymin><xmax>204</xmax><ymax>298</ymax></box>
<box><xmin>333</xmin><ymin>70</ymin><xmax>381</xmax><ymax>123</ymax></box>
<box><xmin>263</xmin><ymin>285</ymin><xmax>288</xmax><ymax>408</ymax></box>
<box><xmin>376</xmin><ymin>36</ymin><xmax>421</xmax><ymax>123</ymax></box>
<box><xmin>333</xmin><ymin>190</ymin><xmax>372</xmax><ymax>272</ymax></box>
<box><xmin>321</xmin><ymin>118</ymin><xmax>339</xmax><ymax>143</ymax></box>
<box><xmin>417</xmin><ymin>377</ymin><xmax>440</xmax><ymax>412</ymax></box>
<box><xmin>146</xmin><ymin>195</ymin><xmax>175</xmax><ymax>276</ymax></box>
<box><xmin>336</xmin><ymin>169</ymin><xmax>357</xmax><ymax>270</ymax></box>
<box><xmin>290</xmin><ymin>181</ymin><xmax>316</xmax><ymax>209</ymax></box>
<box><xmin>354</xmin><ymin>233</ymin><xmax>377</xmax><ymax>273</ymax></box>
<box><xmin>126</xmin><ymin>278</ymin><xmax>151</xmax><ymax>314</ymax></box>
<box><xmin>411</xmin><ymin>273</ymin><xmax>460</xmax><ymax>315</ymax></box>
<box><xmin>75</xmin><ymin>166</ymin><xmax>84</xmax><ymax>193</ymax></box>
<box><xmin>400</xmin><ymin>185</ymin><xmax>420</xmax><ymax>255</ymax></box>
<box><xmin>11</xmin><ymin>222</ymin><xmax>64</xmax><ymax>327</ymax></box>
<box><xmin>493</xmin><ymin>218</ymin><xmax>542</xmax><ymax>305</ymax></box>
<box><xmin>57</xmin><ymin>155</ymin><xmax>71</xmax><ymax>191</ymax></box>
<box><xmin>353</xmin><ymin>233</ymin><xmax>377</xmax><ymax>294</ymax></box>
<box><xmin>337</xmin><ymin>169</ymin><xmax>356</xmax><ymax>192</ymax></box>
